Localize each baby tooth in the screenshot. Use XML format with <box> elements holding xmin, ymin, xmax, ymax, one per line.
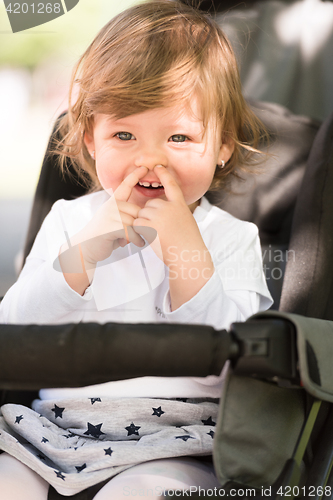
<box><xmin>151</xmin><ymin>183</ymin><xmax>161</xmax><ymax>188</ymax></box>
<box><xmin>140</xmin><ymin>182</ymin><xmax>151</xmax><ymax>187</ymax></box>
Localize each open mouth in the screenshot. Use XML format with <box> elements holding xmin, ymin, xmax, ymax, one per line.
<box><xmin>135</xmin><ymin>182</ymin><xmax>165</xmax><ymax>197</ymax></box>
<box><xmin>137</xmin><ymin>181</ymin><xmax>163</xmax><ymax>189</ymax></box>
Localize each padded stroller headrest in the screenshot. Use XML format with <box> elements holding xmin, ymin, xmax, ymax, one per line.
<box><xmin>207</xmin><ymin>100</ymin><xmax>320</xmax><ymax>247</ymax></box>
<box><xmin>280</xmin><ymin>109</ymin><xmax>333</xmax><ymax>320</ymax></box>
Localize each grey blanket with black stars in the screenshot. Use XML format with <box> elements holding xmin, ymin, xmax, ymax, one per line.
<box><xmin>0</xmin><ymin>397</ymin><xmax>218</xmax><ymax>496</ymax></box>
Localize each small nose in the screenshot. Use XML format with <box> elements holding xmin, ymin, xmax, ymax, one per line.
<box><xmin>134</xmin><ymin>150</ymin><xmax>167</xmax><ymax>170</ymax></box>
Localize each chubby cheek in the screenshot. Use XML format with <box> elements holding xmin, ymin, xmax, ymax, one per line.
<box><xmin>95</xmin><ymin>148</ymin><xmax>125</xmax><ymax>192</ymax></box>
<box><xmin>180</xmin><ymin>163</ymin><xmax>216</xmax><ymax>204</ymax></box>
<box><xmin>95</xmin><ymin>162</ymin><xmax>121</xmax><ymax>193</ymax></box>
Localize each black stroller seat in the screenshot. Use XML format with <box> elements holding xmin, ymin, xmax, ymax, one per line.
<box><xmin>2</xmin><ymin>101</ymin><xmax>333</xmax><ymax>499</ymax></box>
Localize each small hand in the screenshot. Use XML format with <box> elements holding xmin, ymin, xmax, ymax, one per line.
<box><xmin>133</xmin><ymin>165</ymin><xmax>205</xmax><ymax>267</ymax></box>
<box><xmin>68</xmin><ymin>166</ymin><xmax>148</xmax><ymax>266</ymax></box>
<box><xmin>134</xmin><ymin>165</ymin><xmax>215</xmax><ymax>311</ymax></box>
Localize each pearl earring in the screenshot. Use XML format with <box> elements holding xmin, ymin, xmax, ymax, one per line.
<box><xmin>219</xmin><ymin>160</ymin><xmax>225</xmax><ymax>169</ymax></box>
<box><xmin>91</xmin><ymin>151</ymin><xmax>95</xmax><ymax>160</ymax></box>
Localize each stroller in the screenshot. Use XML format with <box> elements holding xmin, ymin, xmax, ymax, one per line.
<box><xmin>1</xmin><ymin>96</ymin><xmax>333</xmax><ymax>499</ymax></box>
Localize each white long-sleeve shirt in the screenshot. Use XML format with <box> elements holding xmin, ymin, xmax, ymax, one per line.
<box><xmin>0</xmin><ymin>192</ymin><xmax>272</xmax><ymax>399</ymax></box>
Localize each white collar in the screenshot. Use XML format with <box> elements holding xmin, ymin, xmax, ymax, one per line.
<box><xmin>193</xmin><ymin>196</ymin><xmax>213</xmax><ymax>224</ymax></box>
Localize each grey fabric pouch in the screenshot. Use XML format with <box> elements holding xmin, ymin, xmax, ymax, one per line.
<box><xmin>213</xmin><ymin>369</ymin><xmax>305</xmax><ymax>488</ymax></box>
<box><xmin>253</xmin><ymin>311</ymin><xmax>333</xmax><ymax>404</ymax></box>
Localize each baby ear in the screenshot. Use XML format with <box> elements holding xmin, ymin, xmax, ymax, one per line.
<box><xmin>83</xmin><ymin>129</ymin><xmax>95</xmax><ymax>156</ymax></box>
<box><xmin>218</xmin><ymin>138</ymin><xmax>234</xmax><ymax>165</ymax></box>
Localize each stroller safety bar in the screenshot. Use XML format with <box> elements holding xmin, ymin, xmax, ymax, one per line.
<box><xmin>0</xmin><ymin>315</ymin><xmax>298</xmax><ymax>391</ymax></box>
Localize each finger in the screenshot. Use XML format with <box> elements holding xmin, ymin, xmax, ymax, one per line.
<box><xmin>116</xmin><ymin>200</ymin><xmax>142</xmax><ymax>219</ymax></box>
<box><xmin>133</xmin><ymin>222</ymin><xmax>163</xmax><ymax>261</ymax></box>
<box><xmin>132</xmin><ymin>221</ymin><xmax>158</xmax><ymax>246</ymax></box>
<box><xmin>124</xmin><ymin>225</ymin><xmax>145</xmax><ymax>247</ymax></box>
<box><xmin>111</xmin><ymin>227</ymin><xmax>145</xmax><ymax>248</ymax></box>
<box><xmin>115</xmin><ymin>213</ymin><xmax>146</xmax><ymax>247</ymax></box>
<box><xmin>111</xmin><ymin>210</ymin><xmax>140</xmax><ymax>229</ymax></box>
<box><xmin>114</xmin><ymin>166</ymin><xmax>148</xmax><ymax>202</ymax></box>
<box><xmin>113</xmin><ymin>237</ymin><xmax>128</xmax><ymax>249</ymax></box>
<box><xmin>143</xmin><ymin>198</ymin><xmax>164</xmax><ymax>209</ymax></box>
<box><xmin>117</xmin><ymin>238</ymin><xmax>129</xmax><ymax>248</ymax></box>
<box><xmin>135</xmin><ymin>205</ymin><xmax>158</xmax><ymax>221</ymax></box>
<box><xmin>112</xmin><ymin>239</ymin><xmax>121</xmax><ymax>250</ymax></box>
<box><xmin>154</xmin><ymin>165</ymin><xmax>184</xmax><ymax>202</ymax></box>
<box><xmin>113</xmin><ymin>237</ymin><xmax>142</xmax><ymax>249</ymax></box>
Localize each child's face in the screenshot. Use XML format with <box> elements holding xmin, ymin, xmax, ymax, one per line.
<box><xmin>84</xmin><ymin>98</ymin><xmax>234</xmax><ymax>211</ymax></box>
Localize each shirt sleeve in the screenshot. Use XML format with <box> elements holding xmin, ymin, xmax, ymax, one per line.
<box><xmin>162</xmin><ymin>272</ymin><xmax>265</xmax><ymax>330</ymax></box>
<box><xmin>161</xmin><ymin>216</ymin><xmax>273</xmax><ymax>330</ymax></box>
<box><xmin>0</xmin><ymin>202</ymin><xmax>93</xmax><ymax>325</ymax></box>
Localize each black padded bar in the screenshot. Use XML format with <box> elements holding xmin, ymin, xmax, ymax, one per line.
<box><xmin>231</xmin><ymin>319</ymin><xmax>297</xmax><ymax>381</ymax></box>
<box><xmin>0</xmin><ymin>323</ymin><xmax>232</xmax><ymax>390</ymax></box>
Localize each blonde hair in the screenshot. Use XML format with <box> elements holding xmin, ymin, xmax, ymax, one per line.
<box><xmin>55</xmin><ymin>0</ymin><xmax>265</xmax><ymax>192</ymax></box>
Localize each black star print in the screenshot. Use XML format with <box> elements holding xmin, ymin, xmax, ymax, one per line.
<box><xmin>84</xmin><ymin>422</ymin><xmax>106</xmax><ymax>439</ymax></box>
<box><xmin>90</xmin><ymin>398</ymin><xmax>101</xmax><ymax>405</ymax></box>
<box><xmin>201</xmin><ymin>416</ymin><xmax>216</xmax><ymax>426</ymax></box>
<box><xmin>75</xmin><ymin>464</ymin><xmax>87</xmax><ymax>473</ymax></box>
<box><xmin>55</xmin><ymin>471</ymin><xmax>66</xmax><ymax>481</ymax></box>
<box><xmin>63</xmin><ymin>431</ymin><xmax>76</xmax><ymax>439</ymax></box>
<box><xmin>207</xmin><ymin>430</ymin><xmax>215</xmax><ymax>439</ymax></box>
<box><xmin>52</xmin><ymin>405</ymin><xmax>65</xmax><ymax>419</ymax></box>
<box><xmin>175</xmin><ymin>435</ymin><xmax>195</xmax><ymax>442</ymax></box>
<box><xmin>104</xmin><ymin>447</ymin><xmax>113</xmax><ymax>456</ymax></box>
<box><xmin>152</xmin><ymin>406</ymin><xmax>165</xmax><ymax>417</ymax></box>
<box><xmin>15</xmin><ymin>415</ymin><xmax>24</xmax><ymax>424</ymax></box>
<box><xmin>125</xmin><ymin>422</ymin><xmax>141</xmax><ymax>436</ymax></box>
<box><xmin>41</xmin><ymin>437</ymin><xmax>49</xmax><ymax>443</ymax></box>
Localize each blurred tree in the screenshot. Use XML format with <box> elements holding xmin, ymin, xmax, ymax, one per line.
<box><xmin>0</xmin><ymin>0</ymin><xmax>136</xmax><ymax>69</ymax></box>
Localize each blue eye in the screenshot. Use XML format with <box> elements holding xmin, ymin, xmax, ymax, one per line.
<box><xmin>116</xmin><ymin>132</ymin><xmax>135</xmax><ymax>141</ymax></box>
<box><xmin>170</xmin><ymin>135</ymin><xmax>187</xmax><ymax>143</ymax></box>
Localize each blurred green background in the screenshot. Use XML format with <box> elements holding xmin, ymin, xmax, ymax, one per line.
<box><xmin>0</xmin><ymin>0</ymin><xmax>140</xmax><ymax>295</ymax></box>
<box><xmin>0</xmin><ymin>0</ymin><xmax>140</xmax><ymax>199</ymax></box>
